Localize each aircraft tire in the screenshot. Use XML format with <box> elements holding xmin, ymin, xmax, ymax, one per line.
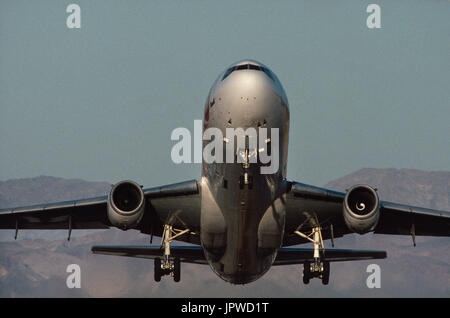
<box><xmin>303</xmin><ymin>261</ymin><xmax>311</xmax><ymax>284</ymax></box>
<box><xmin>322</xmin><ymin>261</ymin><xmax>330</xmax><ymax>285</ymax></box>
<box><xmin>154</xmin><ymin>258</ymin><xmax>162</xmax><ymax>282</ymax></box>
<box><xmin>173</xmin><ymin>258</ymin><xmax>181</xmax><ymax>282</ymax></box>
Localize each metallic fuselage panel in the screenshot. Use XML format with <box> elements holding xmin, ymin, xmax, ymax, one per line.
<box><xmin>200</xmin><ymin>60</ymin><xmax>290</xmax><ymax>284</ymax></box>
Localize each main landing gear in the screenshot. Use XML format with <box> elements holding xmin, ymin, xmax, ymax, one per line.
<box><xmin>295</xmin><ymin>226</ymin><xmax>330</xmax><ymax>285</ymax></box>
<box><xmin>154</xmin><ymin>225</ymin><xmax>189</xmax><ymax>283</ymax></box>
<box><xmin>154</xmin><ymin>257</ymin><xmax>181</xmax><ymax>282</ymax></box>
<box><xmin>302</xmin><ymin>259</ymin><xmax>330</xmax><ymax>285</ymax></box>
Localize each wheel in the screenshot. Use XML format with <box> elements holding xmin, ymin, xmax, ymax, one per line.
<box><xmin>154</xmin><ymin>258</ymin><xmax>161</xmax><ymax>282</ymax></box>
<box><xmin>321</xmin><ymin>261</ymin><xmax>330</xmax><ymax>285</ymax></box>
<box><xmin>173</xmin><ymin>258</ymin><xmax>181</xmax><ymax>282</ymax></box>
<box><xmin>302</xmin><ymin>261</ymin><xmax>310</xmax><ymax>284</ymax></box>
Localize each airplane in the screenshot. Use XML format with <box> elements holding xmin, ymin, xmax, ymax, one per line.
<box><xmin>0</xmin><ymin>59</ymin><xmax>449</xmax><ymax>285</ymax></box>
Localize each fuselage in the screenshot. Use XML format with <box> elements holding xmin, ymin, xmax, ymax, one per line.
<box><xmin>200</xmin><ymin>60</ymin><xmax>290</xmax><ymax>284</ymax></box>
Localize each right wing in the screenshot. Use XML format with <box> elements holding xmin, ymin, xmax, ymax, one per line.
<box><xmin>0</xmin><ymin>179</ymin><xmax>201</xmax><ymax>243</ymax></box>
<box><xmin>0</xmin><ymin>195</ymin><xmax>110</xmax><ymax>230</ymax></box>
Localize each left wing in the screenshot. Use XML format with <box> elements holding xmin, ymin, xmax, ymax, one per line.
<box><xmin>284</xmin><ymin>181</ymin><xmax>450</xmax><ymax>246</ymax></box>
<box><xmin>0</xmin><ymin>179</ymin><xmax>201</xmax><ymax>244</ymax></box>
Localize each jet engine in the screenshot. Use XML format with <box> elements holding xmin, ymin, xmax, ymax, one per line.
<box><xmin>343</xmin><ymin>185</ymin><xmax>380</xmax><ymax>234</ymax></box>
<box><xmin>107</xmin><ymin>180</ymin><xmax>145</xmax><ymax>230</ymax></box>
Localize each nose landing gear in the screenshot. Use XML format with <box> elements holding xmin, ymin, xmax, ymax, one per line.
<box><xmin>238</xmin><ymin>146</ymin><xmax>256</xmax><ymax>190</ymax></box>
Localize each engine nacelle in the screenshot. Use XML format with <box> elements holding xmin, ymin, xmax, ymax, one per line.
<box><xmin>107</xmin><ymin>180</ymin><xmax>145</xmax><ymax>230</ymax></box>
<box><xmin>343</xmin><ymin>184</ymin><xmax>380</xmax><ymax>234</ymax></box>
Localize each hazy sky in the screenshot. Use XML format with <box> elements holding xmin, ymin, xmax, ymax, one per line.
<box><xmin>0</xmin><ymin>0</ymin><xmax>449</xmax><ymax>187</ymax></box>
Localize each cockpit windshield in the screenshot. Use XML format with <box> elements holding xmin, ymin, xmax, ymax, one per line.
<box><xmin>222</xmin><ymin>64</ymin><xmax>275</xmax><ymax>82</ymax></box>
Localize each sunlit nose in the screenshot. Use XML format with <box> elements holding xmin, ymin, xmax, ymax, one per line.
<box><xmin>205</xmin><ymin>61</ymin><xmax>289</xmax><ymax>130</ymax></box>
<box><xmin>222</xmin><ymin>69</ymin><xmax>277</xmax><ymax>97</ymax></box>
<box><xmin>221</xmin><ymin>73</ymin><xmax>279</xmax><ymax>121</ymax></box>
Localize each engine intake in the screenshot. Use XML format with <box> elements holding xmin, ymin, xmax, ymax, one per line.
<box><xmin>343</xmin><ymin>185</ymin><xmax>380</xmax><ymax>234</ymax></box>
<box><xmin>107</xmin><ymin>180</ymin><xmax>145</xmax><ymax>230</ymax></box>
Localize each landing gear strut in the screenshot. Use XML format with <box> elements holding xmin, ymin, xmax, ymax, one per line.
<box><xmin>296</xmin><ymin>226</ymin><xmax>330</xmax><ymax>285</ymax></box>
<box><xmin>238</xmin><ymin>138</ymin><xmax>255</xmax><ymax>190</ymax></box>
<box><xmin>154</xmin><ymin>225</ymin><xmax>188</xmax><ymax>283</ymax></box>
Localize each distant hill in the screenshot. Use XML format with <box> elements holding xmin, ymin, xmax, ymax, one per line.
<box><xmin>0</xmin><ymin>169</ymin><xmax>449</xmax><ymax>297</ymax></box>
<box><xmin>0</xmin><ymin>175</ymin><xmax>111</xmax><ymax>208</ymax></box>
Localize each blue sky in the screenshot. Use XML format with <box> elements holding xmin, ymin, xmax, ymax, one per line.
<box><xmin>0</xmin><ymin>0</ymin><xmax>449</xmax><ymax>186</ymax></box>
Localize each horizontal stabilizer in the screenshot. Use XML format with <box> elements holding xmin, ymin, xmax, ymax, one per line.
<box><xmin>273</xmin><ymin>247</ymin><xmax>387</xmax><ymax>266</ymax></box>
<box><xmin>92</xmin><ymin>245</ymin><xmax>386</xmax><ymax>267</ymax></box>
<box><xmin>91</xmin><ymin>245</ymin><xmax>208</xmax><ymax>265</ymax></box>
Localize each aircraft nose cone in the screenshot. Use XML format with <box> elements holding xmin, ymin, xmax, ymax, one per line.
<box><xmin>229</xmin><ymin>70</ymin><xmax>275</xmax><ymax>96</ymax></box>
<box><xmin>213</xmin><ymin>72</ymin><xmax>282</xmax><ymax>129</ymax></box>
